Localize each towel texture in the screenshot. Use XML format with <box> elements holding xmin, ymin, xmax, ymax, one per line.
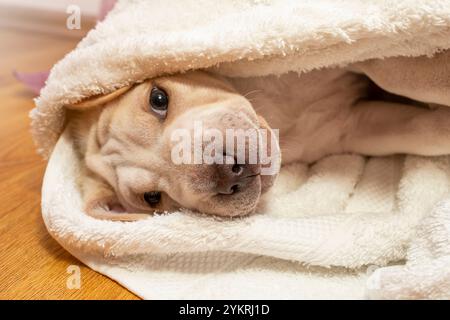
<box><xmin>35</xmin><ymin>0</ymin><xmax>450</xmax><ymax>299</ymax></box>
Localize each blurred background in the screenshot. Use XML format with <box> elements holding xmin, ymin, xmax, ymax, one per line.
<box><xmin>0</xmin><ymin>0</ymin><xmax>102</xmax><ymax>38</ymax></box>
<box><xmin>0</xmin><ymin>0</ymin><xmax>137</xmax><ymax>299</ymax></box>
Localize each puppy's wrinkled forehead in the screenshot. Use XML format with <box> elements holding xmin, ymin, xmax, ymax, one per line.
<box><xmin>99</xmin><ymin>71</ymin><xmax>237</xmax><ymax>147</ymax></box>
<box><xmin>154</xmin><ymin>71</ymin><xmax>238</xmax><ymax>120</ymax></box>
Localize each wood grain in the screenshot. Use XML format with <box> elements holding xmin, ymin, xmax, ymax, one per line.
<box><xmin>0</xmin><ymin>27</ymin><xmax>138</xmax><ymax>300</ymax></box>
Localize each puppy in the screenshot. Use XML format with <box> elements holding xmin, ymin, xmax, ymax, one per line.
<box><xmin>66</xmin><ymin>51</ymin><xmax>450</xmax><ymax>220</ymax></box>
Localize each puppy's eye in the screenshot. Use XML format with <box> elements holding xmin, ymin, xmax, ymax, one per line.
<box><xmin>149</xmin><ymin>87</ymin><xmax>168</xmax><ymax>118</ymax></box>
<box><xmin>144</xmin><ymin>191</ymin><xmax>161</xmax><ymax>206</ymax></box>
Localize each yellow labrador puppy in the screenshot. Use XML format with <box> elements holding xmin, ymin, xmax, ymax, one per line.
<box><xmin>67</xmin><ymin>51</ymin><xmax>450</xmax><ymax>221</ymax></box>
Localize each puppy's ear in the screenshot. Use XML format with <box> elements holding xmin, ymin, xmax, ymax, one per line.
<box><xmin>66</xmin><ymin>85</ymin><xmax>133</xmax><ymax>110</ymax></box>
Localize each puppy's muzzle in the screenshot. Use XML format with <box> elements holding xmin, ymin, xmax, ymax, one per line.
<box><xmin>216</xmin><ymin>155</ymin><xmax>261</xmax><ymax>195</ymax></box>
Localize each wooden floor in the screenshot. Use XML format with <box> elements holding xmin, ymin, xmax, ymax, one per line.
<box><xmin>0</xmin><ymin>28</ymin><xmax>138</xmax><ymax>299</ymax></box>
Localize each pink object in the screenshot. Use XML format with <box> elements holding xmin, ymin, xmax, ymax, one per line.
<box><xmin>15</xmin><ymin>0</ymin><xmax>117</xmax><ymax>95</ymax></box>
<box><xmin>99</xmin><ymin>0</ymin><xmax>117</xmax><ymax>21</ymax></box>
<box><xmin>13</xmin><ymin>70</ymin><xmax>50</xmax><ymax>95</ymax></box>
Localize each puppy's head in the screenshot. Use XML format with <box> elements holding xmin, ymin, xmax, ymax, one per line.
<box><xmin>69</xmin><ymin>71</ymin><xmax>280</xmax><ymax>217</ymax></box>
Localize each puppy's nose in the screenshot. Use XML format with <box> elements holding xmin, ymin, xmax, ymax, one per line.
<box><xmin>216</xmin><ymin>157</ymin><xmax>260</xmax><ymax>195</ymax></box>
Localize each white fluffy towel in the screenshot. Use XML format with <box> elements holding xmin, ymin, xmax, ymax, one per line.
<box><xmin>34</xmin><ymin>0</ymin><xmax>450</xmax><ymax>299</ymax></box>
